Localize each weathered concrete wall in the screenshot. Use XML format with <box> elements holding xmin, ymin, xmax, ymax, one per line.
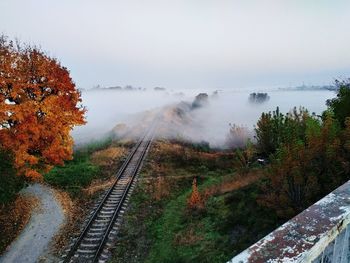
<box><xmin>228</xmin><ymin>180</ymin><xmax>350</xmax><ymax>263</ymax></box>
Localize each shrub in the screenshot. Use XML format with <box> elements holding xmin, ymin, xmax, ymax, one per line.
<box><xmin>255</xmin><ymin>107</ymin><xmax>311</xmax><ymax>156</ymax></box>
<box><xmin>259</xmin><ymin>114</ymin><xmax>348</xmax><ymax>219</ymax></box>
<box><xmin>0</xmin><ymin>149</ymin><xmax>24</xmax><ymax>205</ymax></box>
<box><xmin>187</xmin><ymin>178</ymin><xmax>204</xmax><ymax>210</ymax></box>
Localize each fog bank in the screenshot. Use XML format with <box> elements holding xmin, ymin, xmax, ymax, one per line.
<box><xmin>73</xmin><ymin>88</ymin><xmax>335</xmax><ymax>147</ymax></box>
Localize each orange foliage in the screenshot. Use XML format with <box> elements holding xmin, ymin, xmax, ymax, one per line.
<box><xmin>0</xmin><ymin>36</ymin><xmax>85</xmax><ymax>179</ymax></box>
<box><xmin>187</xmin><ymin>178</ymin><xmax>204</xmax><ymax>209</ymax></box>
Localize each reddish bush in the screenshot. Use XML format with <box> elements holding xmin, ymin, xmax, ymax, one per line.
<box><xmin>187</xmin><ymin>178</ymin><xmax>204</xmax><ymax>209</ymax></box>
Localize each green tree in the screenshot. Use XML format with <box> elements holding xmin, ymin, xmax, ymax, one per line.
<box><xmin>259</xmin><ymin>113</ymin><xmax>348</xmax><ymax>219</ymax></box>
<box><xmin>326</xmin><ymin>79</ymin><xmax>350</xmax><ymax>127</ymax></box>
<box><xmin>255</xmin><ymin>107</ymin><xmax>310</xmax><ymax>157</ymax></box>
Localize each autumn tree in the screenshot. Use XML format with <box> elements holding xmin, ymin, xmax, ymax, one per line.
<box><xmin>0</xmin><ymin>36</ymin><xmax>85</xmax><ymax>179</ymax></box>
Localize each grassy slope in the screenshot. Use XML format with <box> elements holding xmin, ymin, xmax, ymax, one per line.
<box><xmin>1</xmin><ymin>138</ymin><xmax>115</xmax><ymax>204</ymax></box>
<box><xmin>43</xmin><ymin>139</ymin><xmax>110</xmax><ymax>196</ymax></box>
<box><xmin>111</xmin><ymin>140</ymin><xmax>281</xmax><ymax>263</ymax></box>
<box><xmin>43</xmin><ymin>138</ymin><xmax>133</xmax><ymax>197</ymax></box>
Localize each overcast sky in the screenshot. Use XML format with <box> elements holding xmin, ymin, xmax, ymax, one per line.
<box><xmin>1</xmin><ymin>0</ymin><xmax>349</xmax><ymax>90</ymax></box>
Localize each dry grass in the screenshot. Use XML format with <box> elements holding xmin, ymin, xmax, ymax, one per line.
<box><xmin>145</xmin><ymin>141</ymin><xmax>233</xmax><ymax>180</ymax></box>
<box><xmin>90</xmin><ymin>147</ymin><xmax>126</xmax><ymax>167</ymax></box>
<box><xmin>49</xmin><ymin>186</ymin><xmax>102</xmax><ymax>255</ymax></box>
<box><xmin>174</xmin><ymin>226</ymin><xmax>205</xmax><ymax>246</ymax></box>
<box><xmin>140</xmin><ymin>174</ymin><xmax>199</xmax><ymax>181</ymax></box>
<box><xmin>204</xmin><ymin>171</ymin><xmax>263</xmax><ymax>198</ymax></box>
<box><xmin>83</xmin><ymin>178</ymin><xmax>115</xmax><ymax>196</ymax></box>
<box><xmin>0</xmin><ymin>194</ymin><xmax>39</xmax><ymax>253</ymax></box>
<box><xmin>50</xmin><ymin>189</ymin><xmax>76</xmax><ymax>253</ymax></box>
<box><xmin>53</xmin><ymin>189</ymin><xmax>74</xmax><ymax>218</ymax></box>
<box><xmin>149</xmin><ymin>176</ymin><xmax>172</xmax><ymax>201</ymax></box>
<box><xmin>154</xmin><ymin>141</ymin><xmax>223</xmax><ymax>161</ymax></box>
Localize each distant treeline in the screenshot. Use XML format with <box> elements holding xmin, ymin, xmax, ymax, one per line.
<box><xmin>89</xmin><ymin>85</ymin><xmax>166</xmax><ymax>92</ymax></box>
<box><xmin>249</xmin><ymin>92</ymin><xmax>270</xmax><ymax>104</ymax></box>
<box><xmin>279</xmin><ymin>84</ymin><xmax>337</xmax><ymax>91</ymax></box>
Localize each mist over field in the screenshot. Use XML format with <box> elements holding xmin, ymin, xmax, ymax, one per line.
<box><xmin>73</xmin><ymin>88</ymin><xmax>335</xmax><ymax>147</ymax></box>
<box><xmin>72</xmin><ymin>90</ymin><xmax>180</xmax><ymax>143</ymax></box>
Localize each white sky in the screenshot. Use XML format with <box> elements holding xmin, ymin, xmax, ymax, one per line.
<box><xmin>1</xmin><ymin>0</ymin><xmax>350</xmax><ymax>89</ymax></box>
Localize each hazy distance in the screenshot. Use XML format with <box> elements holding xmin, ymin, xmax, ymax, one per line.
<box><xmin>73</xmin><ymin>89</ymin><xmax>335</xmax><ymax>147</ymax></box>
<box><xmin>1</xmin><ymin>0</ymin><xmax>350</xmax><ymax>90</ymax></box>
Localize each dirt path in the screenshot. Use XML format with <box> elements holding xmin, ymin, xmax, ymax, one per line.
<box><xmin>0</xmin><ymin>183</ymin><xmax>65</xmax><ymax>263</ymax></box>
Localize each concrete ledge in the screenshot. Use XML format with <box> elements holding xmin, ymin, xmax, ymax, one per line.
<box><xmin>229</xmin><ymin>180</ymin><xmax>350</xmax><ymax>263</ymax></box>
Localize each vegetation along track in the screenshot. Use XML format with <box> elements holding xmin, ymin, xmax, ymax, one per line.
<box><xmin>63</xmin><ymin>121</ymin><xmax>158</xmax><ymax>263</ymax></box>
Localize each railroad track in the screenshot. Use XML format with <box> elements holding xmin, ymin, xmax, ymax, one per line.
<box><xmin>62</xmin><ymin>122</ymin><xmax>157</xmax><ymax>263</ymax></box>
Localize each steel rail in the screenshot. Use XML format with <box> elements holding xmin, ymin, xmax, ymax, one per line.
<box><xmin>92</xmin><ymin>137</ymin><xmax>153</xmax><ymax>262</ymax></box>
<box><xmin>63</xmin><ymin>123</ymin><xmax>156</xmax><ymax>263</ymax></box>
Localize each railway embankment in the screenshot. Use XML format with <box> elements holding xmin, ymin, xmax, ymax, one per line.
<box><xmin>109</xmin><ymin>140</ymin><xmax>277</xmax><ymax>263</ymax></box>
